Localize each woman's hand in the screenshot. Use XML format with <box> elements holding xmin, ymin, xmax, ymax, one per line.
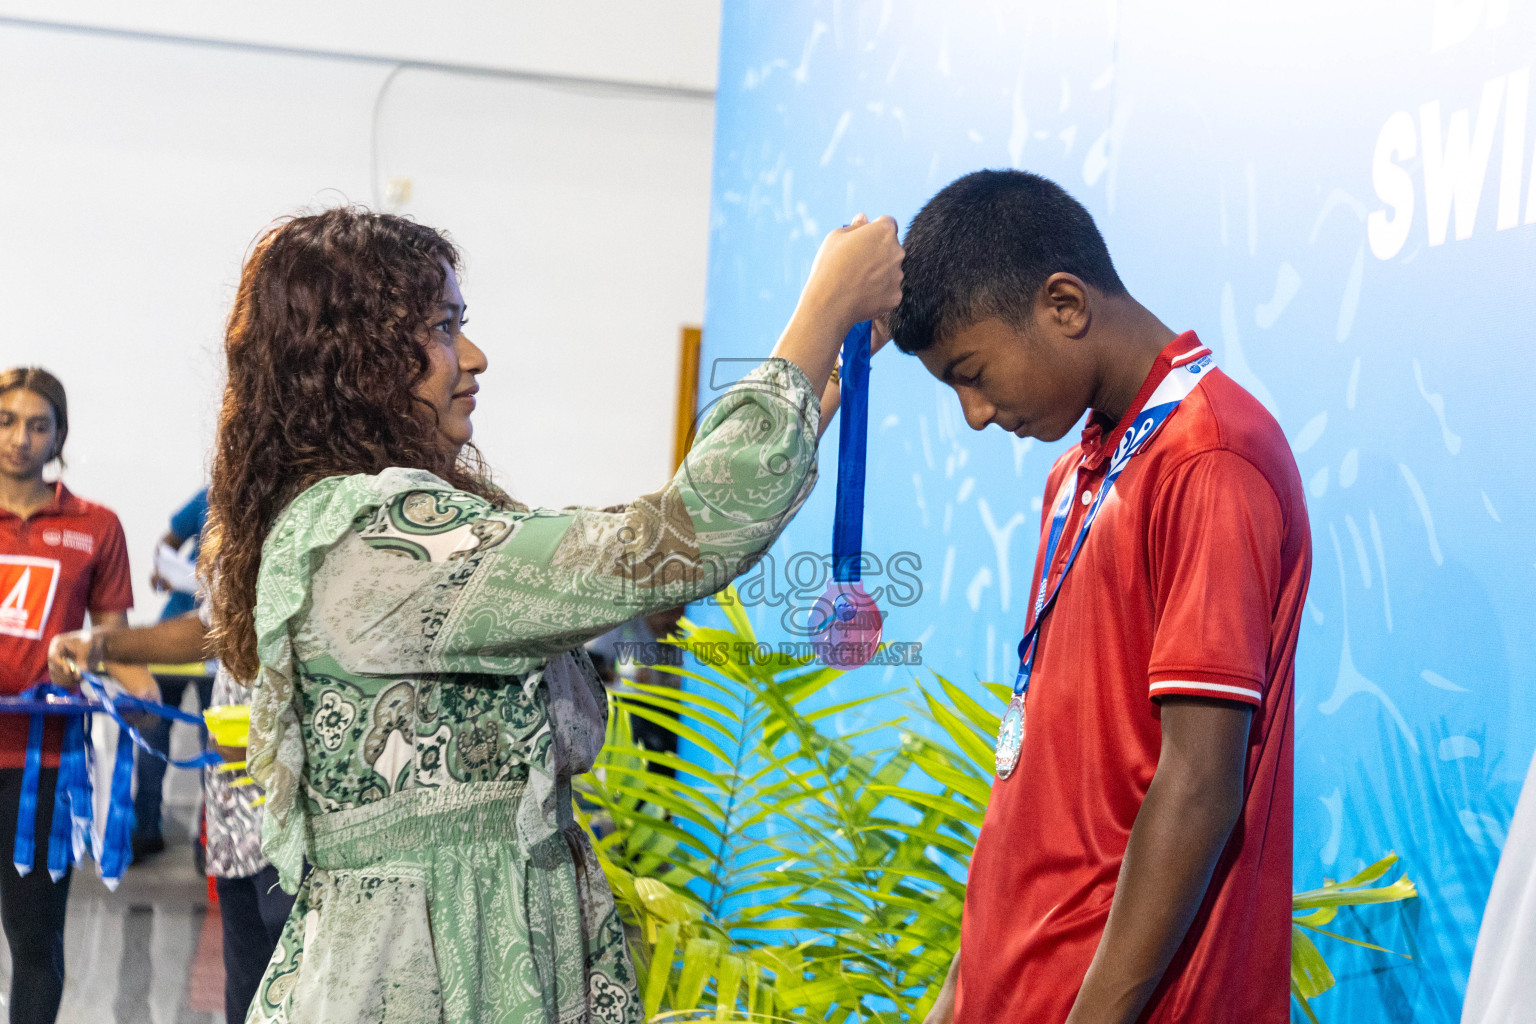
<box><xmin>800</xmin><ymin>214</ymin><xmax>905</xmax><ymax>330</ymax></box>
<box><xmin>47</xmin><ymin>629</ymin><xmax>94</xmax><ymax>689</ymax></box>
<box><xmin>773</xmin><ymin>214</ymin><xmax>905</xmax><ymax>415</ymax></box>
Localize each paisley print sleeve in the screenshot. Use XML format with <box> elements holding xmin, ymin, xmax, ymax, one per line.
<box><xmin>305</xmin><ymin>357</ymin><xmax>820</xmax><ymax>676</ymax></box>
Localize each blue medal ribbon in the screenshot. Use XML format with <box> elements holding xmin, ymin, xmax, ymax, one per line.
<box><xmin>832</xmin><ymin>320</ymin><xmax>873</xmax><ymax>583</ymax></box>
<box><xmin>47</xmin><ymin>714</ymin><xmax>85</xmax><ymax>881</ymax></box>
<box><xmin>4</xmin><ymin>676</ymin><xmax>222</xmax><ymax>888</ymax></box>
<box><xmin>65</xmin><ymin>713</ymin><xmax>96</xmax><ymax>867</ymax></box>
<box><xmin>98</xmin><ymin>729</ymin><xmax>137</xmax><ymax>886</ymax></box>
<box><xmin>807</xmin><ymin>320</ymin><xmax>885</xmax><ymax>668</ymax></box>
<box><xmin>13</xmin><ymin>710</ymin><xmax>45</xmax><ymax>876</ymax></box>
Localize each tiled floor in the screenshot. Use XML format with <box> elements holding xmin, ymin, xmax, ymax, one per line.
<box><xmin>0</xmin><ymin>833</ymin><xmax>225</xmax><ymax>1024</ymax></box>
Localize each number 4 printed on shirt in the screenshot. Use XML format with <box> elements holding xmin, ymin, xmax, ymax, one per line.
<box><xmin>0</xmin><ymin>556</ymin><xmax>61</xmax><ymax>640</ymax></box>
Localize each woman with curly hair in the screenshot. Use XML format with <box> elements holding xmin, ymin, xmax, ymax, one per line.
<box><xmin>199</xmin><ymin>206</ymin><xmax>903</xmax><ymax>1023</ymax></box>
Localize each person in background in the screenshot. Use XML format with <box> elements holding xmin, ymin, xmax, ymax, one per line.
<box><xmin>151</xmin><ymin>486</ymin><xmax>208</xmax><ymax>619</ymax></box>
<box><xmin>134</xmin><ymin>486</ymin><xmax>215</xmax><ymax>861</ymax></box>
<box><xmin>0</xmin><ymin>367</ymin><xmax>141</xmax><ymax>1024</ymax></box>
<box><xmin>48</xmin><ymin>609</ymin><xmax>288</xmax><ymax>1024</ymax></box>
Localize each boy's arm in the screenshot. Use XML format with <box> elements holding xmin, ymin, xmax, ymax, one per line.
<box><xmin>1063</xmin><ymin>695</ymin><xmax>1250</xmax><ymax>1024</ymax></box>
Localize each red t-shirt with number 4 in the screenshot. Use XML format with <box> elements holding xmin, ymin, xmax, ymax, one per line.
<box><xmin>955</xmin><ymin>332</ymin><xmax>1311</xmax><ymax>1024</ymax></box>
<box><xmin>0</xmin><ymin>482</ymin><xmax>133</xmax><ymax>767</ymax></box>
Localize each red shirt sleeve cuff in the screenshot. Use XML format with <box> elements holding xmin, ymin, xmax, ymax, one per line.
<box><xmin>1148</xmin><ymin>669</ymin><xmax>1263</xmax><ymax>707</ymax></box>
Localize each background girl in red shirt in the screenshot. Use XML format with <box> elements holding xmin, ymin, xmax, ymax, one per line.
<box><xmin>0</xmin><ymin>367</ymin><xmax>134</xmax><ymax>1024</ymax></box>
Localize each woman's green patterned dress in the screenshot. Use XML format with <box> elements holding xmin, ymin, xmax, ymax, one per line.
<box><xmin>244</xmin><ymin>360</ymin><xmax>820</xmax><ymax>1023</ymax></box>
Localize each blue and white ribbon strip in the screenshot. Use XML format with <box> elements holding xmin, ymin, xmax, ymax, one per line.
<box><xmin>3</xmin><ymin>674</ymin><xmax>222</xmax><ymax>890</ymax></box>
<box><xmin>1012</xmin><ymin>349</ymin><xmax>1215</xmax><ymax>698</ymax></box>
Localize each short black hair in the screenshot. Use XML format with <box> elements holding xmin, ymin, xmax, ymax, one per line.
<box><xmin>890</xmin><ymin>169</ymin><xmax>1126</xmax><ymax>353</ymax></box>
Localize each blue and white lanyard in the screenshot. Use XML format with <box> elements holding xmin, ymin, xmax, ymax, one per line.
<box><xmin>1012</xmin><ymin>350</ymin><xmax>1215</xmax><ymax>698</ymax></box>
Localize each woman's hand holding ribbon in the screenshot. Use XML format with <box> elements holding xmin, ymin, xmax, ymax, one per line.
<box><xmin>46</xmin><ymin>629</ymin><xmax>95</xmax><ymax>689</ymax></box>
<box><xmin>46</xmin><ymin>629</ymin><xmax>161</xmax><ymax>702</ymax></box>
<box><xmin>773</xmin><ymin>213</ymin><xmax>904</xmax><ymax>436</ymax></box>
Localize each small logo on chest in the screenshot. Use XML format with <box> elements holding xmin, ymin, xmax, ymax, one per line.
<box><xmin>41</xmin><ymin>529</ymin><xmax>93</xmax><ymax>554</ymax></box>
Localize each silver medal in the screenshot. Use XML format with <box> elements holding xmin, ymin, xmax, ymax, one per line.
<box><xmin>994</xmin><ymin>693</ymin><xmax>1026</xmax><ymax>779</ymax></box>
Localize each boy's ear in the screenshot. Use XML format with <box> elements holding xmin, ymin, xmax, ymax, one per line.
<box><xmin>1039</xmin><ymin>273</ymin><xmax>1091</xmax><ymax>339</ymax></box>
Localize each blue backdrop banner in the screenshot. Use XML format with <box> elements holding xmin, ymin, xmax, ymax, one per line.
<box><xmin>699</xmin><ymin>2</ymin><xmax>1536</xmax><ymax>1021</ymax></box>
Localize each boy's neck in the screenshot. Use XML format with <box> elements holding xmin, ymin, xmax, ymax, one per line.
<box><xmin>1088</xmin><ymin>298</ymin><xmax>1178</xmax><ymax>426</ymax></box>
<box><xmin>0</xmin><ymin>472</ymin><xmax>54</xmax><ymax>519</ymax></box>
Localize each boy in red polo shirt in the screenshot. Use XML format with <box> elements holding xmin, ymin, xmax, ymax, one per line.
<box><xmin>890</xmin><ymin>171</ymin><xmax>1309</xmax><ymax>1024</ymax></box>
<box><xmin>0</xmin><ymin>367</ymin><xmax>134</xmax><ymax>1024</ymax></box>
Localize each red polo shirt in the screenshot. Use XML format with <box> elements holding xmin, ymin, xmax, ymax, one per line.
<box><xmin>0</xmin><ymin>482</ymin><xmax>133</xmax><ymax>767</ymax></box>
<box><xmin>955</xmin><ymin>332</ymin><xmax>1310</xmax><ymax>1024</ymax></box>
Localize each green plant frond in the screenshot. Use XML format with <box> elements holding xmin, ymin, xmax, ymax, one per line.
<box><xmin>808</xmin><ymin>723</ymin><xmax>891</xmax><ymax>754</ymax></box>
<box><xmin>600</xmin><ymin>746</ymin><xmax>734</xmax><ymax>786</ymax></box>
<box><xmin>675</xmin><ymin>646</ymin><xmax>756</xmax><ymax>688</ymax></box>
<box><xmin>739</xmin><ymin>760</ymin><xmax>837</xmax><ymax>793</ymax></box>
<box><xmin>709</xmin><ymin>586</ymin><xmax>756</xmax><ymax>637</ymax></box>
<box><xmin>672</xmin><ymin>936</ymin><xmax>723</xmax><ymax>1014</ymax></box>
<box><xmin>1337</xmin><ymin>851</ymin><xmax>1399</xmax><ymax>888</ymax></box>
<box><xmin>773</xmin><ymin>663</ymin><xmax>847</xmax><ymax>703</ymax></box>
<box><xmin>779</xmin><ymin>864</ymin><xmax>969</xmax><ymax>894</ymax></box>
<box><xmin>1291</xmin><ymin>874</ymin><xmax>1418</xmax><ymax>910</ymax></box>
<box><xmin>711</xmin><ymin>953</ymin><xmax>748</xmax><ymax>1020</ymax></box>
<box><xmin>651</xmin><ymin>1011</ymin><xmax>804</xmax><ymax>1024</ymax></box>
<box><xmin>1294</xmin><ymin>921</ymin><xmax>1412</xmax><ymax>958</ymax></box>
<box><xmin>634</xmin><ymin>662</ymin><xmax>760</xmax><ymax>700</ymax></box>
<box><xmin>619</xmin><ymin>682</ymin><xmax>746</xmax><ymax>721</ymax></box>
<box><xmin>780</xmin><ymin>886</ymin><xmax>960</xmax><ymax>920</ymax></box>
<box><xmin>879</xmin><ymin>761</ymin><xmax>992</xmax><ymax>808</ymax></box>
<box><xmin>674</xmin><ymin>621</ymin><xmax>758</xmax><ymax>655</ymax></box>
<box><xmin>599</xmin><ymin>813</ymin><xmax>717</xmax><ymax>863</ymax></box>
<box><xmin>645</xmin><ymin>921</ymin><xmax>682</xmax><ymax>1019</ymax></box>
<box><xmin>1292</xmin><ymin>907</ymin><xmax>1339</xmax><ymax>928</ymax></box>
<box><xmin>978</xmin><ymin>681</ymin><xmax>1012</xmax><ymax>704</ymax></box>
<box><xmin>616</xmin><ymin>700</ymin><xmax>739</xmax><ymax>744</ymax></box>
<box><xmin>601</xmin><ymin>766</ymin><xmax>731</xmax><ymax>812</ymax></box>
<box><xmin>862</xmin><ymin>784</ymin><xmax>983</xmax><ymax>824</ymax></box>
<box><xmin>1292</xmin><ymin>984</ymin><xmax>1323</xmax><ymax>1024</ymax></box>
<box><xmin>732</xmin><ymin>800</ymin><xmax>838</xmax><ymax>838</ymax></box>
<box><xmin>622</xmin><ymin>705</ymin><xmax>737</xmax><ymax>764</ymax></box>
<box><xmin>932</xmin><ymin>675</ymin><xmax>1002</xmax><ymax>735</ymax></box>
<box><xmin>1291</xmin><ymin>927</ymin><xmax>1336</xmax><ymax>999</ymax></box>
<box><xmin>920</xmin><ymin>689</ymin><xmax>999</xmax><ymax>774</ymax></box>
<box><xmin>802</xmin><ymin>693</ymin><xmax>900</xmax><ymax>726</ymax></box>
<box><xmin>601</xmin><ymin>783</ymin><xmax>729</xmax><ymax>834</ymax></box>
<box><xmin>750</xmin><ymin>649</ymin><xmax>823</xmax><ymax>676</ymax></box>
<box><xmin>634</xmin><ymin>876</ymin><xmax>710</xmax><ymax>924</ymax></box>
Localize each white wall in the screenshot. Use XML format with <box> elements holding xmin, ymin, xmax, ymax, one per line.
<box><xmin>0</xmin><ymin>13</ymin><xmax>718</xmax><ymax>623</ymax></box>
<box><xmin>0</xmin><ymin>0</ymin><xmax>720</xmax><ymax>92</ymax></box>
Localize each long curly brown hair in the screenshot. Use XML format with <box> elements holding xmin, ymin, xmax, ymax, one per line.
<box><xmin>203</xmin><ymin>207</ymin><xmax>507</xmax><ymax>681</ymax></box>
